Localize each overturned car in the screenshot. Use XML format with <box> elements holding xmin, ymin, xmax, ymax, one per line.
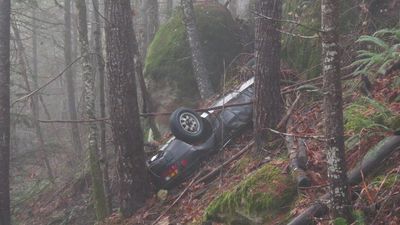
<box><xmin>147</xmin><ymin>78</ymin><xmax>254</xmax><ymax>189</ymax></box>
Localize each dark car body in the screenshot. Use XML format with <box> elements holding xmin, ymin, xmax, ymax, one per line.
<box><xmin>147</xmin><ymin>78</ymin><xmax>254</xmax><ymax>189</ymax></box>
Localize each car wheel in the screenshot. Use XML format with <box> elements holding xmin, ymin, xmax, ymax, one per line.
<box><xmin>170</xmin><ymin>107</ymin><xmax>207</xmax><ymax>144</ymax></box>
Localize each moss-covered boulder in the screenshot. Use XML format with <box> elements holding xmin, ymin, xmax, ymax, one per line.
<box><xmin>204</xmin><ymin>163</ymin><xmax>297</xmax><ymax>225</ymax></box>
<box><xmin>144</xmin><ymin>3</ymin><xmax>242</xmax><ymax>110</ymax></box>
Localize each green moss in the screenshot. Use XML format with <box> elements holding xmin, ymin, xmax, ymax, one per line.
<box><xmin>333</xmin><ymin>217</ymin><xmax>349</xmax><ymax>225</ymax></box>
<box><xmin>372</xmin><ymin>173</ymin><xmax>399</xmax><ymax>189</ymax></box>
<box><xmin>204</xmin><ymin>163</ymin><xmax>296</xmax><ymax>224</ymax></box>
<box><xmin>353</xmin><ymin>210</ymin><xmax>366</xmax><ymax>225</ymax></box>
<box><xmin>232</xmin><ymin>155</ymin><xmax>252</xmax><ymax>175</ymax></box>
<box><xmin>344</xmin><ymin>97</ymin><xmax>397</xmax><ymax>133</ymax></box>
<box><xmin>145</xmin><ymin>3</ymin><xmax>242</xmax><ymax>106</ymax></box>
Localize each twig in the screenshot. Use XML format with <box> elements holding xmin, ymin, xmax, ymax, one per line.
<box><xmin>277</xmin><ymin>93</ymin><xmax>302</xmax><ymax>130</ymax></box>
<box><xmin>38</xmin><ymin>118</ymin><xmax>109</xmax><ymax>123</ymax></box>
<box><xmin>267</xmin><ymin>128</ymin><xmax>326</xmax><ymax>141</ymax></box>
<box><xmin>151</xmin><ymin>171</ymin><xmax>202</xmax><ymax>225</ymax></box>
<box><xmin>281</xmin><ymin>73</ymin><xmax>359</xmax><ymax>94</ymax></box>
<box><xmin>251</xmin><ymin>10</ymin><xmax>323</xmax><ymax>33</ymax></box>
<box><xmin>277</xmin><ymin>28</ymin><xmax>319</xmax><ymax>39</ymax></box>
<box><xmin>140</xmin><ymin>101</ymin><xmax>253</xmax><ymax>117</ymax></box>
<box><xmin>11</xmin><ymin>56</ymin><xmax>83</xmax><ymax>107</ymax></box>
<box><xmin>195</xmin><ymin>140</ymin><xmax>254</xmax><ymax>185</ymax></box>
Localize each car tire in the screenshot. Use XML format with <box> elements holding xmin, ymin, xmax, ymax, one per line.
<box><xmin>169</xmin><ymin>107</ymin><xmax>208</xmax><ymax>144</ymax></box>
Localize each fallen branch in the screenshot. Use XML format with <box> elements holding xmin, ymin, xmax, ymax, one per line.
<box><xmin>281</xmin><ymin>73</ymin><xmax>358</xmax><ymax>94</ymax></box>
<box><xmin>286</xmin><ymin>135</ymin><xmax>311</xmax><ymax>188</ymax></box>
<box><xmin>267</xmin><ymin>128</ymin><xmax>326</xmax><ymax>141</ymax></box>
<box><xmin>151</xmin><ymin>171</ymin><xmax>202</xmax><ymax>225</ymax></box>
<box><xmin>140</xmin><ymin>101</ymin><xmax>253</xmax><ymax>117</ymax></box>
<box><xmin>195</xmin><ymin>140</ymin><xmax>254</xmax><ymax>185</ymax></box>
<box><xmin>287</xmin><ymin>134</ymin><xmax>400</xmax><ymax>225</ymax></box>
<box><xmin>277</xmin><ymin>93</ymin><xmax>302</xmax><ymax>130</ymax></box>
<box><xmin>38</xmin><ymin>118</ymin><xmax>109</xmax><ymax>123</ymax></box>
<box><xmin>285</xmin><ymin>107</ymin><xmax>311</xmax><ymax>187</ymax></box>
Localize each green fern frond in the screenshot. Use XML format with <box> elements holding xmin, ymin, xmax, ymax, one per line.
<box><xmin>356</xmin><ymin>35</ymin><xmax>389</xmax><ymax>50</ymax></box>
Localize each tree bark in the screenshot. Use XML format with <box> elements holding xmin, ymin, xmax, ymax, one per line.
<box><xmin>12</xmin><ymin>23</ymin><xmax>54</xmax><ymax>182</ymax></box>
<box><xmin>105</xmin><ymin>0</ymin><xmax>152</xmax><ymax>217</ymax></box>
<box><xmin>0</xmin><ymin>0</ymin><xmax>10</xmax><ymax>224</ymax></box>
<box><xmin>253</xmin><ymin>0</ymin><xmax>284</xmax><ymax>152</ymax></box>
<box><xmin>136</xmin><ymin>58</ymin><xmax>162</xmax><ymax>140</ymax></box>
<box><xmin>181</xmin><ymin>0</ymin><xmax>215</xmax><ymax>100</ymax></box>
<box><xmin>76</xmin><ymin>0</ymin><xmax>108</xmax><ymax>220</ymax></box>
<box><xmin>64</xmin><ymin>0</ymin><xmax>84</xmax><ymax>157</ymax></box>
<box><xmin>321</xmin><ymin>0</ymin><xmax>352</xmax><ymax>221</ymax></box>
<box><xmin>92</xmin><ymin>0</ymin><xmax>112</xmax><ymax>213</ymax></box>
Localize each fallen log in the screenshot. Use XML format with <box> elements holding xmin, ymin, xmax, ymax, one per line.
<box><xmin>287</xmin><ymin>134</ymin><xmax>400</xmax><ymax>225</ymax></box>
<box><xmin>286</xmin><ymin>136</ymin><xmax>311</xmax><ymax>188</ymax></box>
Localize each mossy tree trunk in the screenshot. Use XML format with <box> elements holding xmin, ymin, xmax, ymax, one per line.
<box><xmin>0</xmin><ymin>0</ymin><xmax>11</xmax><ymax>223</ymax></box>
<box><xmin>181</xmin><ymin>0</ymin><xmax>215</xmax><ymax>99</ymax></box>
<box><xmin>105</xmin><ymin>0</ymin><xmax>152</xmax><ymax>217</ymax></box>
<box><xmin>76</xmin><ymin>0</ymin><xmax>108</xmax><ymax>221</ymax></box>
<box><xmin>253</xmin><ymin>0</ymin><xmax>284</xmax><ymax>152</ymax></box>
<box><xmin>91</xmin><ymin>0</ymin><xmax>112</xmax><ymax>213</ymax></box>
<box><xmin>321</xmin><ymin>0</ymin><xmax>352</xmax><ymax>221</ymax></box>
<box><xmin>64</xmin><ymin>0</ymin><xmax>83</xmax><ymax>158</ymax></box>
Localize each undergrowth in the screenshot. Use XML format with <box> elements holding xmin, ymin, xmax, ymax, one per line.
<box><xmin>352</xmin><ymin>28</ymin><xmax>400</xmax><ymax>77</ymax></box>
<box><xmin>344</xmin><ymin>97</ymin><xmax>398</xmax><ymax>134</ymax></box>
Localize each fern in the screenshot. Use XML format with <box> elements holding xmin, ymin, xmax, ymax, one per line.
<box><xmin>352</xmin><ymin>28</ymin><xmax>400</xmax><ymax>76</ymax></box>
<box><xmin>344</xmin><ymin>97</ymin><xmax>396</xmax><ymax>133</ymax></box>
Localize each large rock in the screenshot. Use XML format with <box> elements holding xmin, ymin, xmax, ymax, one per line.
<box><xmin>144</xmin><ymin>3</ymin><xmax>242</xmax><ymax>112</ymax></box>
<box><xmin>204</xmin><ymin>163</ymin><xmax>297</xmax><ymax>225</ymax></box>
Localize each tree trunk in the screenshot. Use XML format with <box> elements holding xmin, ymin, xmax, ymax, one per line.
<box><xmin>253</xmin><ymin>0</ymin><xmax>284</xmax><ymax>152</ymax></box>
<box><xmin>321</xmin><ymin>0</ymin><xmax>352</xmax><ymax>221</ymax></box>
<box><xmin>181</xmin><ymin>0</ymin><xmax>215</xmax><ymax>100</ymax></box>
<box><xmin>75</xmin><ymin>0</ymin><xmax>108</xmax><ymax>220</ymax></box>
<box><xmin>0</xmin><ymin>0</ymin><xmax>11</xmax><ymax>223</ymax></box>
<box><xmin>12</xmin><ymin>23</ymin><xmax>54</xmax><ymax>182</ymax></box>
<box><xmin>138</xmin><ymin>0</ymin><xmax>159</xmax><ymax>59</ymax></box>
<box><xmin>166</xmin><ymin>0</ymin><xmax>173</xmax><ymax>20</ymax></box>
<box><xmin>147</xmin><ymin>0</ymin><xmax>159</xmax><ymax>44</ymax></box>
<box><xmin>136</xmin><ymin>58</ymin><xmax>162</xmax><ymax>140</ymax></box>
<box><xmin>105</xmin><ymin>0</ymin><xmax>151</xmax><ymax>217</ymax></box>
<box><xmin>92</xmin><ymin>0</ymin><xmax>112</xmax><ymax>213</ymax></box>
<box><xmin>64</xmin><ymin>0</ymin><xmax>84</xmax><ymax>157</ymax></box>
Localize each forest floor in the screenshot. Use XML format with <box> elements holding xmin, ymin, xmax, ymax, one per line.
<box><xmin>15</xmin><ymin>70</ymin><xmax>400</xmax><ymax>225</ymax></box>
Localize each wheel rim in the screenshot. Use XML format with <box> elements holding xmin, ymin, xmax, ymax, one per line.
<box><xmin>179</xmin><ymin>112</ymin><xmax>200</xmax><ymax>134</ymax></box>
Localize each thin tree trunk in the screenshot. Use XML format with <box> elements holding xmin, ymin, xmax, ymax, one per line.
<box><xmin>92</xmin><ymin>0</ymin><xmax>112</xmax><ymax>213</ymax></box>
<box><xmin>181</xmin><ymin>0</ymin><xmax>215</xmax><ymax>99</ymax></box>
<box><xmin>166</xmin><ymin>0</ymin><xmax>173</xmax><ymax>20</ymax></box>
<box><xmin>253</xmin><ymin>0</ymin><xmax>284</xmax><ymax>152</ymax></box>
<box><xmin>105</xmin><ymin>0</ymin><xmax>151</xmax><ymax>217</ymax></box>
<box><xmin>12</xmin><ymin>23</ymin><xmax>54</xmax><ymax>182</ymax></box>
<box><xmin>321</xmin><ymin>0</ymin><xmax>352</xmax><ymax>221</ymax></box>
<box><xmin>76</xmin><ymin>0</ymin><xmax>108</xmax><ymax>220</ymax></box>
<box><xmin>65</xmin><ymin>0</ymin><xmax>83</xmax><ymax>156</ymax></box>
<box><xmin>138</xmin><ymin>0</ymin><xmax>148</xmax><ymax>60</ymax></box>
<box><xmin>136</xmin><ymin>58</ymin><xmax>161</xmax><ymax>140</ymax></box>
<box><xmin>0</xmin><ymin>0</ymin><xmax>11</xmax><ymax>223</ymax></box>
<box><xmin>139</xmin><ymin>0</ymin><xmax>159</xmax><ymax>59</ymax></box>
<box><xmin>147</xmin><ymin>0</ymin><xmax>159</xmax><ymax>44</ymax></box>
